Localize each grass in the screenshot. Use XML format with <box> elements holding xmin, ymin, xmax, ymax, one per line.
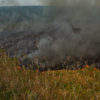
<box><xmin>0</xmin><ymin>50</ymin><xmax>100</xmax><ymax>100</ymax></box>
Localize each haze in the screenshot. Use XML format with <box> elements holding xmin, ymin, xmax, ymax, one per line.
<box><xmin>0</xmin><ymin>0</ymin><xmax>100</xmax><ymax>6</ymax></box>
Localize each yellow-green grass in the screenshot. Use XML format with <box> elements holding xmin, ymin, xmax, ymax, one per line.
<box><xmin>0</xmin><ymin>51</ymin><xmax>100</xmax><ymax>100</ymax></box>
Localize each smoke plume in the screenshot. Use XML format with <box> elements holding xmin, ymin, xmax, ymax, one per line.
<box><xmin>36</xmin><ymin>0</ymin><xmax>100</xmax><ymax>64</ymax></box>
<box><xmin>0</xmin><ymin>1</ymin><xmax>100</xmax><ymax>66</ymax></box>
<box><xmin>42</xmin><ymin>0</ymin><xmax>100</xmax><ymax>6</ymax></box>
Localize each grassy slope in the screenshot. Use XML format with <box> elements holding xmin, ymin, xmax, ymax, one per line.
<box><xmin>0</xmin><ymin>50</ymin><xmax>100</xmax><ymax>100</ymax></box>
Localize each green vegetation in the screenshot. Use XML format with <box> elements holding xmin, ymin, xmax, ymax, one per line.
<box><xmin>0</xmin><ymin>50</ymin><xmax>100</xmax><ymax>100</ymax></box>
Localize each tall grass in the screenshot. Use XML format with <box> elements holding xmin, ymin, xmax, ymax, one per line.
<box><xmin>0</xmin><ymin>50</ymin><xmax>100</xmax><ymax>100</ymax></box>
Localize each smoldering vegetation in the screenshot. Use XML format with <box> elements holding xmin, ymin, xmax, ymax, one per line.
<box><xmin>0</xmin><ymin>6</ymin><xmax>100</xmax><ymax>71</ymax></box>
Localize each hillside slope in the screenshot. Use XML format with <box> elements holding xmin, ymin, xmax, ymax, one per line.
<box><xmin>0</xmin><ymin>50</ymin><xmax>100</xmax><ymax>100</ymax></box>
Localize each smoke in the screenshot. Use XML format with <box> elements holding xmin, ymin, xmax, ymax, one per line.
<box><xmin>36</xmin><ymin>0</ymin><xmax>100</xmax><ymax>64</ymax></box>
<box><xmin>0</xmin><ymin>2</ymin><xmax>100</xmax><ymax>66</ymax></box>
<box><xmin>41</xmin><ymin>0</ymin><xmax>100</xmax><ymax>7</ymax></box>
<box><xmin>37</xmin><ymin>21</ymin><xmax>100</xmax><ymax>63</ymax></box>
<box><xmin>48</xmin><ymin>0</ymin><xmax>67</xmax><ymax>6</ymax></box>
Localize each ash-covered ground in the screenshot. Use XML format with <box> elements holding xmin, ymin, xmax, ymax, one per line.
<box><xmin>0</xmin><ymin>6</ymin><xmax>100</xmax><ymax>71</ymax></box>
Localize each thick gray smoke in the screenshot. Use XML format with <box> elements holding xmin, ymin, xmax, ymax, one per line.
<box><xmin>37</xmin><ymin>20</ymin><xmax>100</xmax><ymax>64</ymax></box>
<box><xmin>0</xmin><ymin>1</ymin><xmax>100</xmax><ymax>66</ymax></box>
<box><xmin>36</xmin><ymin>0</ymin><xmax>100</xmax><ymax>64</ymax></box>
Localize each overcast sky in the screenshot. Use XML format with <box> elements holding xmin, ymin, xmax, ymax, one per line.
<box><xmin>18</xmin><ymin>0</ymin><xmax>44</xmax><ymax>5</ymax></box>
<box><xmin>0</xmin><ymin>0</ymin><xmax>99</xmax><ymax>6</ymax></box>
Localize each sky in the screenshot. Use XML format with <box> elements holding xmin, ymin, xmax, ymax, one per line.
<box><xmin>0</xmin><ymin>0</ymin><xmax>99</xmax><ymax>6</ymax></box>
<box><xmin>18</xmin><ymin>0</ymin><xmax>44</xmax><ymax>5</ymax></box>
<box><xmin>0</xmin><ymin>0</ymin><xmax>43</xmax><ymax>6</ymax></box>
